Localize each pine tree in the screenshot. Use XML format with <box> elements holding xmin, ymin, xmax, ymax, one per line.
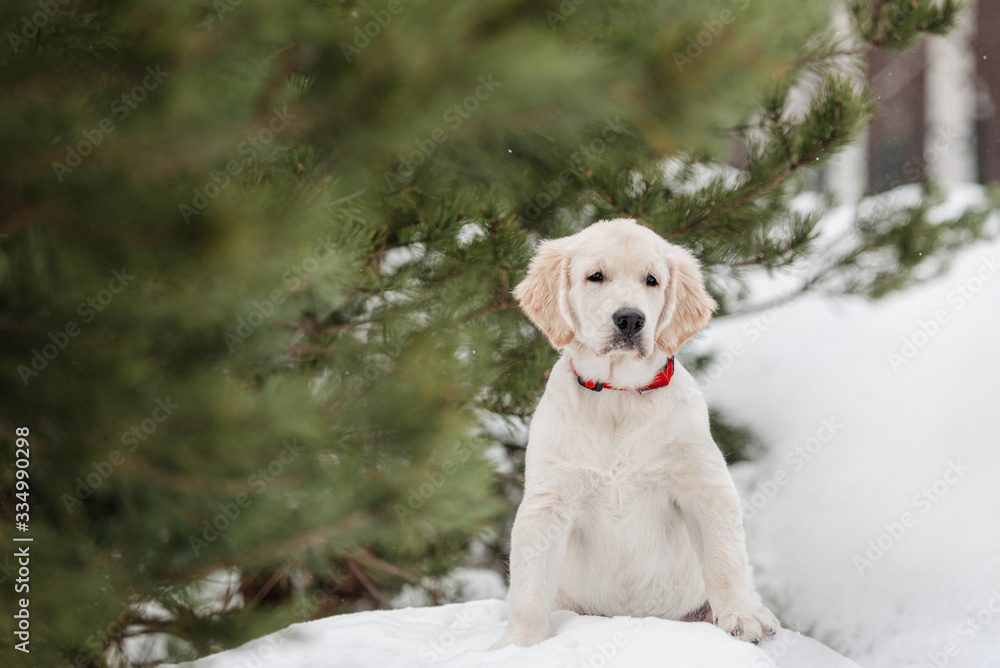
<box><xmin>0</xmin><ymin>0</ymin><xmax>992</xmax><ymax>666</ymax></box>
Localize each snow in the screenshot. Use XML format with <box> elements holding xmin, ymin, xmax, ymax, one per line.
<box><xmin>165</xmin><ymin>599</ymin><xmax>860</xmax><ymax>668</ymax></box>
<box><xmin>698</xmin><ymin>222</ymin><xmax>1000</xmax><ymax>665</ymax></box>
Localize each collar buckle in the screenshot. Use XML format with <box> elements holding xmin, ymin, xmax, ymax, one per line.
<box><xmin>577</xmin><ymin>376</ymin><xmax>605</xmax><ymax>392</ymax></box>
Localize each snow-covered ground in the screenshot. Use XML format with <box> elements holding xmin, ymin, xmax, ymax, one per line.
<box><xmin>168</xmin><ymin>188</ymin><xmax>999</xmax><ymax>668</ymax></box>
<box><xmin>698</xmin><ymin>196</ymin><xmax>1000</xmax><ymax>667</ymax></box>
<box><xmin>167</xmin><ymin>598</ymin><xmax>860</xmax><ymax>668</ymax></box>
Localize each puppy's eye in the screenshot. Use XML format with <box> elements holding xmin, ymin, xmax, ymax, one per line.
<box><xmin>646</xmin><ymin>274</ymin><xmax>658</xmax><ymax>287</ymax></box>
<box><xmin>588</xmin><ymin>271</ymin><xmax>604</xmax><ymax>283</ymax></box>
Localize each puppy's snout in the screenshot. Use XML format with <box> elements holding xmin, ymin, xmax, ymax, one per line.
<box><xmin>613</xmin><ymin>308</ymin><xmax>645</xmax><ymax>336</ymax></box>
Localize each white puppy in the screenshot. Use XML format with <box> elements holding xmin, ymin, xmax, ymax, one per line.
<box><xmin>492</xmin><ymin>218</ymin><xmax>777</xmax><ymax>649</ymax></box>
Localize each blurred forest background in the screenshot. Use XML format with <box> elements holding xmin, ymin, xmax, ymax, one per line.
<box><xmin>0</xmin><ymin>0</ymin><xmax>996</xmax><ymax>665</ymax></box>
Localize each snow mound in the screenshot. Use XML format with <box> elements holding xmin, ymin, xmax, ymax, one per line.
<box><xmin>699</xmin><ymin>231</ymin><xmax>1000</xmax><ymax>667</ymax></box>
<box><xmin>165</xmin><ymin>599</ymin><xmax>860</xmax><ymax>668</ymax></box>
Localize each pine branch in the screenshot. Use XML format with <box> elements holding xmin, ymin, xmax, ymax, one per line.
<box><xmin>770</xmin><ymin>108</ymin><xmax>795</xmax><ymax>169</ymax></box>
<box><xmin>587</xmin><ymin>169</ymin><xmax>649</xmax><ymax>225</ymax></box>
<box><xmin>350</xmin><ymin>547</ymin><xmax>446</xmax><ymax>605</ymax></box>
<box><xmin>167</xmin><ymin>511</ymin><xmax>373</xmax><ymax>584</ymax></box>
<box><xmin>486</xmin><ymin>213</ymin><xmax>513</xmax><ymax>297</ymax></box>
<box><xmin>669</xmin><ymin>125</ymin><xmax>837</xmax><ymax>239</ymax></box>
<box><xmin>347</xmin><ymin>558</ymin><xmax>394</xmax><ymax>609</ymax></box>
<box><xmin>243</xmin><ymin>566</ymin><xmax>291</xmax><ymax>611</ymax></box>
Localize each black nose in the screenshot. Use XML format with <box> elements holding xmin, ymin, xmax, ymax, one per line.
<box><xmin>613</xmin><ymin>308</ymin><xmax>645</xmax><ymax>335</ymax></box>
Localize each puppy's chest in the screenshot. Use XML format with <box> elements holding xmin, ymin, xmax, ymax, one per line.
<box><xmin>568</xmin><ymin>434</ymin><xmax>679</xmax><ymax>516</ymax></box>
<box><xmin>590</xmin><ymin>469</ymin><xmax>664</xmax><ymax>518</ymax></box>
<box><xmin>567</xmin><ymin>402</ymin><xmax>674</xmax><ymax>473</ymax></box>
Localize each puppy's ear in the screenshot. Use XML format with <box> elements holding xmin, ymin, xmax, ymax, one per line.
<box><xmin>655</xmin><ymin>245</ymin><xmax>717</xmax><ymax>356</ymax></box>
<box><xmin>513</xmin><ymin>237</ymin><xmax>575</xmax><ymax>349</ymax></box>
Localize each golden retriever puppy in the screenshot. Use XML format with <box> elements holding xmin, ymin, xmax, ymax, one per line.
<box><xmin>492</xmin><ymin>218</ymin><xmax>777</xmax><ymax>648</ymax></box>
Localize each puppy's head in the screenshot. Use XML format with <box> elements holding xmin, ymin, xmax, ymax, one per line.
<box><xmin>514</xmin><ymin>219</ymin><xmax>716</xmax><ymax>359</ymax></box>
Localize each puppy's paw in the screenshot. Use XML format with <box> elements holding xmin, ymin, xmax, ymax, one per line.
<box><xmin>489</xmin><ymin>621</ymin><xmax>550</xmax><ymax>649</ymax></box>
<box><xmin>714</xmin><ymin>605</ymin><xmax>779</xmax><ymax>644</ymax></box>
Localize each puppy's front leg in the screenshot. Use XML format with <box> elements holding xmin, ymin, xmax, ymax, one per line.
<box><xmin>678</xmin><ymin>458</ymin><xmax>778</xmax><ymax>644</ymax></box>
<box><xmin>491</xmin><ymin>491</ymin><xmax>574</xmax><ymax>649</ymax></box>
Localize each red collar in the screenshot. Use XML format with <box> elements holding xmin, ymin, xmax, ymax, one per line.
<box><xmin>569</xmin><ymin>357</ymin><xmax>675</xmax><ymax>394</ymax></box>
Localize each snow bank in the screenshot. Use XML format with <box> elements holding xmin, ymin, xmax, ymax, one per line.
<box><xmin>165</xmin><ymin>599</ymin><xmax>860</xmax><ymax>668</ymax></box>
<box><xmin>699</xmin><ymin>230</ymin><xmax>1000</xmax><ymax>667</ymax></box>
